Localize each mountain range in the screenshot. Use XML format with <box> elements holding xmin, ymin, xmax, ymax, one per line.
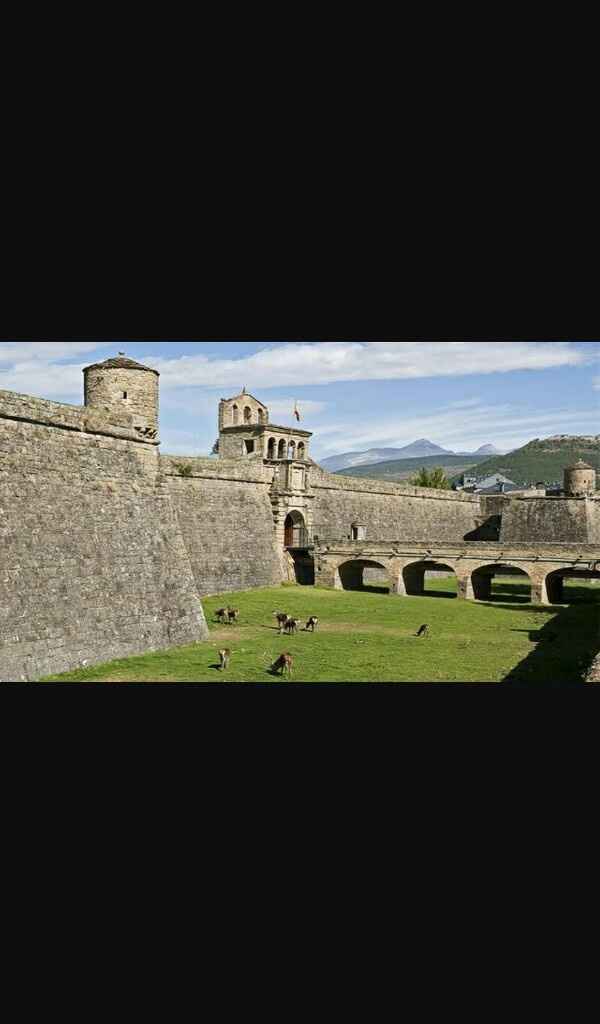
<box><xmin>324</xmin><ymin>435</ymin><xmax>600</xmax><ymax>488</ymax></box>
<box><xmin>319</xmin><ymin>439</ymin><xmax>503</xmax><ymax>473</ymax></box>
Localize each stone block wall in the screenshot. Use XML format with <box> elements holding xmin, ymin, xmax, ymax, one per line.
<box><xmin>309</xmin><ymin>464</ymin><xmax>481</xmax><ymax>544</ymax></box>
<box><xmin>218</xmin><ymin>428</ymin><xmax>265</xmax><ymax>460</ymax></box>
<box><xmin>0</xmin><ymin>412</ymin><xmax>207</xmax><ymax>682</ymax></box>
<box><xmin>160</xmin><ymin>456</ymin><xmax>283</xmax><ymax>596</ymax></box>
<box><xmin>499</xmin><ymin>496</ymin><xmax>596</xmax><ymax>544</ymax></box>
<box><xmin>0</xmin><ymin>388</ymin><xmax>159</xmax><ymax>446</ymax></box>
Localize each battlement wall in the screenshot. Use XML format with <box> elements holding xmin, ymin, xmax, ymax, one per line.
<box><xmin>309</xmin><ymin>464</ymin><xmax>482</xmax><ymax>543</ymax></box>
<box><xmin>0</xmin><ymin>414</ymin><xmax>206</xmax><ymax>682</ymax></box>
<box><xmin>0</xmin><ymin>388</ymin><xmax>160</xmax><ymax>446</ymax></box>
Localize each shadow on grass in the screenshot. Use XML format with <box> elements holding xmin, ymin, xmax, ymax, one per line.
<box><xmin>422</xmin><ymin>589</ymin><xmax>456</xmax><ymax>599</ymax></box>
<box><xmin>500</xmin><ymin>601</ymin><xmax>599</xmax><ymax>687</ymax></box>
<box><xmin>559</xmin><ymin>584</ymin><xmax>600</xmax><ymax>605</ymax></box>
<box><xmin>511</xmin><ymin>629</ymin><xmax>557</xmax><ymax>643</ymax></box>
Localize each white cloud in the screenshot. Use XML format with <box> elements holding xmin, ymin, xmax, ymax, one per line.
<box><xmin>0</xmin><ymin>360</ymin><xmax>87</xmax><ymax>399</ymax></box>
<box><xmin>310</xmin><ymin>400</ymin><xmax>600</xmax><ymax>458</ymax></box>
<box><xmin>145</xmin><ymin>341</ymin><xmax>589</xmax><ymax>391</ymax></box>
<box><xmin>448</xmin><ymin>397</ymin><xmax>482</xmax><ymax>409</ymax></box>
<box><xmin>0</xmin><ymin>340</ymin><xmax>591</xmax><ymax>401</ymax></box>
<box><xmin>0</xmin><ymin>341</ymin><xmax>111</xmax><ymax>365</ymax></box>
<box><xmin>0</xmin><ymin>342</ymin><xmax>113</xmax><ymax>399</ymax></box>
<box><xmin>593</xmin><ymin>376</ymin><xmax>600</xmax><ymax>390</ymax></box>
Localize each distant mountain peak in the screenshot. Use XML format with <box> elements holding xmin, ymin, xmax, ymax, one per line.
<box><xmin>319</xmin><ymin>438</ymin><xmax>453</xmax><ymax>473</ymax></box>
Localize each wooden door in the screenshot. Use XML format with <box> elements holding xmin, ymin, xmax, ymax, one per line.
<box><xmin>284</xmin><ymin>516</ymin><xmax>294</xmax><ymax>547</ymax></box>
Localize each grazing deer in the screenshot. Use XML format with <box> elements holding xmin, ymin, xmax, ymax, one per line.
<box><xmin>227</xmin><ymin>607</ymin><xmax>239</xmax><ymax>624</ymax></box>
<box><xmin>215</xmin><ymin>607</ymin><xmax>229</xmax><ymax>624</ymax></box>
<box><xmin>273</xmin><ymin>611</ymin><xmax>289</xmax><ymax>633</ymax></box>
<box><xmin>415</xmin><ymin>624</ymin><xmax>430</xmax><ymax>638</ymax></box>
<box><xmin>218</xmin><ymin>648</ymin><xmax>231</xmax><ymax>670</ymax></box>
<box><xmin>271</xmin><ymin>652</ymin><xmax>293</xmax><ymax>677</ymax></box>
<box><xmin>284</xmin><ymin>617</ymin><xmax>299</xmax><ymax>634</ymax></box>
<box><xmin>305</xmin><ymin>616</ymin><xmax>319</xmax><ymax>632</ymax></box>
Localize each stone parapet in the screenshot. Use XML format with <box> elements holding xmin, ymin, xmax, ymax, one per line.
<box><xmin>0</xmin><ymin>388</ymin><xmax>159</xmax><ymax>445</ymax></box>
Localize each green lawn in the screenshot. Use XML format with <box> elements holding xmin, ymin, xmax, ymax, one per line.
<box><xmin>39</xmin><ymin>578</ymin><xmax>600</xmax><ymax>684</ymax></box>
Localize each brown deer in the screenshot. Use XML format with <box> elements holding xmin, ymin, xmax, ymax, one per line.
<box><xmin>415</xmin><ymin>624</ymin><xmax>430</xmax><ymax>638</ymax></box>
<box><xmin>215</xmin><ymin>607</ymin><xmax>229</xmax><ymax>624</ymax></box>
<box><xmin>271</xmin><ymin>652</ymin><xmax>293</xmax><ymax>677</ymax></box>
<box><xmin>218</xmin><ymin>648</ymin><xmax>231</xmax><ymax>670</ymax></box>
<box><xmin>227</xmin><ymin>607</ymin><xmax>239</xmax><ymax>624</ymax></box>
<box><xmin>273</xmin><ymin>611</ymin><xmax>289</xmax><ymax>633</ymax></box>
<box><xmin>304</xmin><ymin>616</ymin><xmax>319</xmax><ymax>632</ymax></box>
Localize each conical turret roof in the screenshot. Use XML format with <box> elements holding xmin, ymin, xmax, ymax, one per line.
<box><xmin>83</xmin><ymin>355</ymin><xmax>159</xmax><ymax>375</ymax></box>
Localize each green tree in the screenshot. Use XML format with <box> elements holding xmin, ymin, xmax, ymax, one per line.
<box><xmin>411</xmin><ymin>466</ymin><xmax>449</xmax><ymax>489</ymax></box>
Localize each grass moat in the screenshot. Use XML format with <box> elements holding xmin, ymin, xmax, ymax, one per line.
<box><xmin>39</xmin><ymin>577</ymin><xmax>600</xmax><ymax>684</ymax></box>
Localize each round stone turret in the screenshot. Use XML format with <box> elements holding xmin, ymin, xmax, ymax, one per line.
<box><xmin>563</xmin><ymin>459</ymin><xmax>596</xmax><ymax>496</ymax></box>
<box><xmin>83</xmin><ymin>354</ymin><xmax>159</xmax><ymax>435</ymax></box>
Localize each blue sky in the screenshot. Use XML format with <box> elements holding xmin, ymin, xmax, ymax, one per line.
<box><xmin>0</xmin><ymin>340</ymin><xmax>598</xmax><ymax>458</ymax></box>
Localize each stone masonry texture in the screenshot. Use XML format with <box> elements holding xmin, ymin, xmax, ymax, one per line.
<box><xmin>309</xmin><ymin>463</ymin><xmax>481</xmax><ymax>543</ymax></box>
<box><xmin>0</xmin><ymin>397</ymin><xmax>207</xmax><ymax>682</ymax></box>
<box><xmin>1</xmin><ymin>374</ymin><xmax>599</xmax><ymax>682</ymax></box>
<box><xmin>160</xmin><ymin>456</ymin><xmax>282</xmax><ymax>595</ymax></box>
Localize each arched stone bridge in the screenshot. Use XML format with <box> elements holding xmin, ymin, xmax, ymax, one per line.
<box><xmin>313</xmin><ymin>540</ymin><xmax>600</xmax><ymax>604</ymax></box>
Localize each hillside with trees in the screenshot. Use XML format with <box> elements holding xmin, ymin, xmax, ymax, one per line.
<box><xmin>449</xmin><ymin>436</ymin><xmax>600</xmax><ymax>487</ymax></box>
<box><xmin>332</xmin><ymin>435</ymin><xmax>600</xmax><ymax>488</ymax></box>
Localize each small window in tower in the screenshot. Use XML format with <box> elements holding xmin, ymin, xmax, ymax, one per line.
<box><xmin>123</xmin><ymin>391</ymin><xmax>128</xmax><ymax>399</ymax></box>
<box><xmin>244</xmin><ymin>439</ymin><xmax>255</xmax><ymax>454</ymax></box>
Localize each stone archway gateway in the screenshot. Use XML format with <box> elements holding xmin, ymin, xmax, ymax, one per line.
<box><xmin>284</xmin><ymin>509</ymin><xmax>307</xmax><ymax>548</ymax></box>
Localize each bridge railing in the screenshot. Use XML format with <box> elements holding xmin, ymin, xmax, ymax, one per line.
<box><xmin>285</xmin><ymin>527</ymin><xmax>312</xmax><ymax>549</ymax></box>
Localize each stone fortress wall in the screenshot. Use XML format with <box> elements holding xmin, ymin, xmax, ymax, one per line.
<box><xmin>0</xmin><ymin>386</ymin><xmax>207</xmax><ymax>682</ymax></box>
<box><xmin>160</xmin><ymin>455</ymin><xmax>283</xmax><ymax>595</ymax></box>
<box><xmin>1</xmin><ymin>355</ymin><xmax>598</xmax><ymax>682</ymax></box>
<box><xmin>308</xmin><ymin>462</ymin><xmax>482</xmax><ymax>543</ymax></box>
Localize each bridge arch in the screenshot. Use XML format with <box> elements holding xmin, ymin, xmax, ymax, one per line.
<box><xmin>543</xmin><ymin>565</ymin><xmax>600</xmax><ymax>604</ymax></box>
<box><xmin>400</xmin><ymin>559</ymin><xmax>459</xmax><ymax>599</ymax></box>
<box><xmin>338</xmin><ymin>558</ymin><xmax>391</xmax><ymax>593</ymax></box>
<box><xmin>470</xmin><ymin>563</ymin><xmax>532</xmax><ymax>603</ymax></box>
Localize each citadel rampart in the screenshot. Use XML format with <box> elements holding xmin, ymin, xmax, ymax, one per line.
<box><xmin>308</xmin><ymin>463</ymin><xmax>481</xmax><ymax>543</ymax></box>
<box><xmin>160</xmin><ymin>456</ymin><xmax>283</xmax><ymax>595</ymax></box>
<box><xmin>1</xmin><ymin>355</ymin><xmax>598</xmax><ymax>682</ymax></box>
<box><xmin>497</xmin><ymin>495</ymin><xmax>600</xmax><ymax>545</ymax></box>
<box><xmin>0</xmin><ymin>388</ymin><xmax>207</xmax><ymax>683</ymax></box>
